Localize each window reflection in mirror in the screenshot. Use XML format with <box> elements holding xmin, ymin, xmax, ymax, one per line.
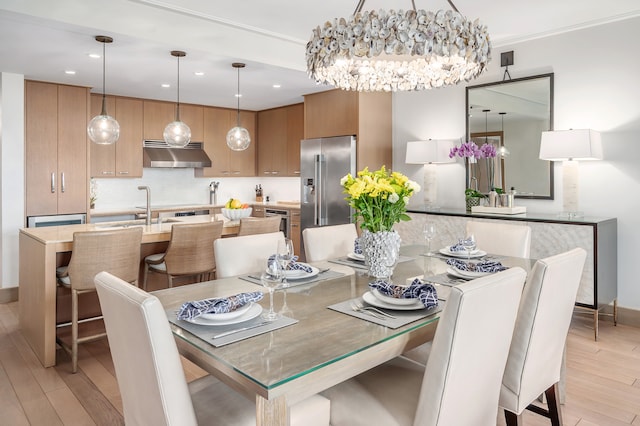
<box><xmin>466</xmin><ymin>73</ymin><xmax>554</xmax><ymax>199</ymax></box>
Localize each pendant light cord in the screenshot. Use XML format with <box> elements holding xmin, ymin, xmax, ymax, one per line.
<box><xmin>176</xmin><ymin>54</ymin><xmax>181</xmax><ymax>121</ymax></box>
<box><xmin>236</xmin><ymin>66</ymin><xmax>241</xmax><ymax>126</ymax></box>
<box><xmin>100</xmin><ymin>40</ymin><xmax>107</xmax><ymax>116</ymax></box>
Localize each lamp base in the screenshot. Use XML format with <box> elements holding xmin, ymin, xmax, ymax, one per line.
<box><xmin>557</xmin><ymin>210</ymin><xmax>584</xmax><ymax>220</ymax></box>
<box><xmin>423</xmin><ymin>203</ymin><xmax>441</xmax><ymax>212</ymax></box>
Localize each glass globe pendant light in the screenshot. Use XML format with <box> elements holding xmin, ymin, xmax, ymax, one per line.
<box><xmin>226</xmin><ymin>62</ymin><xmax>251</xmax><ymax>151</ymax></box>
<box><xmin>87</xmin><ymin>35</ymin><xmax>120</xmax><ymax>145</ymax></box>
<box><xmin>163</xmin><ymin>50</ymin><xmax>191</xmax><ymax>147</ymax></box>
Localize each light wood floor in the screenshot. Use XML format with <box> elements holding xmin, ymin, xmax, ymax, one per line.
<box><xmin>1</xmin><ymin>300</ymin><xmax>639</xmax><ymax>425</ymax></box>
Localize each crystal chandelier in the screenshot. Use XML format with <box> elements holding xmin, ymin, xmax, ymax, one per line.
<box><xmin>226</xmin><ymin>63</ymin><xmax>251</xmax><ymax>151</ymax></box>
<box><xmin>306</xmin><ymin>0</ymin><xmax>491</xmax><ymax>92</ymax></box>
<box><xmin>164</xmin><ymin>50</ymin><xmax>191</xmax><ymax>148</ymax></box>
<box><xmin>87</xmin><ymin>36</ymin><xmax>120</xmax><ymax>145</ymax></box>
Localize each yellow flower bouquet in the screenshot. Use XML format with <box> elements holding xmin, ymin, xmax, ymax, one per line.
<box><xmin>341</xmin><ymin>166</ymin><xmax>420</xmax><ymax>233</ymax></box>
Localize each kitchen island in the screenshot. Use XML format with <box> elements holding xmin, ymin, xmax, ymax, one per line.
<box><xmin>19</xmin><ymin>215</ymin><xmax>239</xmax><ymax>367</ymax></box>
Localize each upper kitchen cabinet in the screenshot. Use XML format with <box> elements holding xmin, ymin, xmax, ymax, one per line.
<box><xmin>195</xmin><ymin>107</ymin><xmax>256</xmax><ymax>177</ymax></box>
<box><xmin>304</xmin><ymin>89</ymin><xmax>392</xmax><ymax>170</ymax></box>
<box><xmin>25</xmin><ymin>81</ymin><xmax>89</xmax><ymax>216</ymax></box>
<box><xmin>90</xmin><ymin>94</ymin><xmax>143</xmax><ymax>178</ymax></box>
<box><xmin>257</xmin><ymin>107</ymin><xmax>287</xmax><ymax>176</ymax></box>
<box><xmin>286</xmin><ymin>103</ymin><xmax>304</xmax><ymax>176</ymax></box>
<box><xmin>257</xmin><ymin>103</ymin><xmax>303</xmax><ymax>177</ymax></box>
<box><xmin>143</xmin><ymin>100</ymin><xmax>204</xmax><ymax>141</ymax></box>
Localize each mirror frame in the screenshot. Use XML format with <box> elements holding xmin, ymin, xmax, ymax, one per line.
<box><xmin>465</xmin><ymin>73</ymin><xmax>555</xmax><ymax>200</ymax></box>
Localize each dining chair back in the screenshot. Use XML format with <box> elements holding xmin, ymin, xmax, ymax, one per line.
<box><xmin>56</xmin><ymin>227</ymin><xmax>142</xmax><ymax>372</ymax></box>
<box><xmin>302</xmin><ymin>223</ymin><xmax>358</xmax><ymax>262</ymax></box>
<box><xmin>466</xmin><ymin>220</ymin><xmax>532</xmax><ymax>258</ymax></box>
<box><xmin>500</xmin><ymin>248</ymin><xmax>587</xmax><ymax>425</ymax></box>
<box><xmin>94</xmin><ymin>271</ymin><xmax>330</xmax><ymax>426</ymax></box>
<box><xmin>237</xmin><ymin>215</ymin><xmax>282</xmax><ymax>236</ymax></box>
<box><xmin>214</xmin><ymin>231</ymin><xmax>285</xmax><ymax>278</ymax></box>
<box><xmin>142</xmin><ymin>220</ymin><xmax>223</xmax><ymax>289</ymax></box>
<box><xmin>322</xmin><ymin>267</ymin><xmax>526</xmax><ymax>426</ymax></box>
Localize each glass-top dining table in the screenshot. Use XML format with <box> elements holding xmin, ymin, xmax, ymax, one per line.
<box><xmin>152</xmin><ymin>245</ymin><xmax>534</xmax><ymax>426</ymax></box>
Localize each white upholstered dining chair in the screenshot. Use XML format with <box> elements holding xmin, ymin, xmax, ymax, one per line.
<box><xmin>321</xmin><ymin>267</ymin><xmax>527</xmax><ymax>426</ymax></box>
<box><xmin>500</xmin><ymin>248</ymin><xmax>587</xmax><ymax>425</ymax></box>
<box><xmin>94</xmin><ymin>271</ymin><xmax>330</xmax><ymax>426</ymax></box>
<box><xmin>302</xmin><ymin>223</ymin><xmax>358</xmax><ymax>262</ymax></box>
<box><xmin>466</xmin><ymin>220</ymin><xmax>532</xmax><ymax>258</ymax></box>
<box><xmin>214</xmin><ymin>231</ymin><xmax>285</xmax><ymax>278</ymax></box>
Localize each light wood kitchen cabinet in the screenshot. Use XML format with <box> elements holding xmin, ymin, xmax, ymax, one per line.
<box><xmin>290</xmin><ymin>208</ymin><xmax>301</xmax><ymax>257</ymax></box>
<box><xmin>90</xmin><ymin>94</ymin><xmax>143</xmax><ymax>177</ymax></box>
<box><xmin>257</xmin><ymin>107</ymin><xmax>287</xmax><ymax>176</ymax></box>
<box><xmin>257</xmin><ymin>103</ymin><xmax>303</xmax><ymax>177</ymax></box>
<box><xmin>25</xmin><ymin>81</ymin><xmax>88</xmax><ymax>216</ymax></box>
<box><xmin>304</xmin><ymin>89</ymin><xmax>392</xmax><ymax>171</ymax></box>
<box><xmin>195</xmin><ymin>107</ymin><xmax>256</xmax><ymax>177</ymax></box>
<box><xmin>143</xmin><ymin>100</ymin><xmax>204</xmax><ymax>141</ymax></box>
<box><xmin>286</xmin><ymin>103</ymin><xmax>304</xmax><ymax>176</ymax></box>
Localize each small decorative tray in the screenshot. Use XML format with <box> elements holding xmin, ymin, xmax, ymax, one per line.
<box><xmin>471</xmin><ymin>206</ymin><xmax>527</xmax><ymax>215</ymax></box>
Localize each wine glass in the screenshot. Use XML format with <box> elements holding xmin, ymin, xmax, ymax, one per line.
<box><xmin>461</xmin><ymin>234</ymin><xmax>477</xmax><ymax>261</ymax></box>
<box><xmin>423</xmin><ymin>222</ymin><xmax>437</xmax><ymax>256</ymax></box>
<box><xmin>261</xmin><ymin>259</ymin><xmax>283</xmax><ymax>321</ymax></box>
<box><xmin>277</xmin><ymin>238</ymin><xmax>294</xmax><ymax>288</ymax></box>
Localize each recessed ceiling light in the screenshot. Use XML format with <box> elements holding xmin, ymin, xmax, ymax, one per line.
<box><xmin>161</xmin><ymin>83</ymin><xmax>170</xmax><ymax>88</ymax></box>
<box><xmin>65</xmin><ymin>70</ymin><xmax>76</xmax><ymax>75</ymax></box>
<box><xmin>89</xmin><ymin>53</ymin><xmax>100</xmax><ymax>59</ymax></box>
<box><xmin>235</xmin><ymin>94</ymin><xmax>242</xmax><ymax>98</ymax></box>
<box><xmin>272</xmin><ymin>84</ymin><xmax>281</xmax><ymax>88</ymax></box>
<box><xmin>194</xmin><ymin>71</ymin><xmax>204</xmax><ymax>76</ymax></box>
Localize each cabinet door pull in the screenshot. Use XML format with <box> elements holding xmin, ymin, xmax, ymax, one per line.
<box><xmin>51</xmin><ymin>173</ymin><xmax>56</xmax><ymax>193</ymax></box>
<box><xmin>118</xmin><ymin>171</ymin><xmax>129</xmax><ymax>175</ymax></box>
<box><xmin>102</xmin><ymin>171</ymin><xmax>115</xmax><ymax>175</ymax></box>
<box><xmin>61</xmin><ymin>172</ymin><xmax>66</xmax><ymax>193</ymax></box>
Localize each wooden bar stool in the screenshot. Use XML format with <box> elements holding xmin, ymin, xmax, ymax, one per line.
<box><xmin>142</xmin><ymin>220</ymin><xmax>223</xmax><ymax>289</ymax></box>
<box><xmin>56</xmin><ymin>227</ymin><xmax>143</xmax><ymax>373</ymax></box>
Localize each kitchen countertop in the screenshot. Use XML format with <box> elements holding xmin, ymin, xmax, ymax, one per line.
<box><xmin>91</xmin><ymin>201</ymin><xmax>299</xmax><ymax>218</ymax></box>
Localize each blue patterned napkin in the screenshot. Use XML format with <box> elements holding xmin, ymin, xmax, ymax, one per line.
<box><xmin>268</xmin><ymin>255</ymin><xmax>313</xmax><ymax>273</ymax></box>
<box><xmin>176</xmin><ymin>292</ymin><xmax>264</xmax><ymax>320</ymax></box>
<box><xmin>354</xmin><ymin>238</ymin><xmax>363</xmax><ymax>255</ymax></box>
<box><xmin>446</xmin><ymin>258</ymin><xmax>507</xmax><ymax>273</ymax></box>
<box><xmin>369</xmin><ymin>279</ymin><xmax>438</xmax><ymax>309</ymax></box>
<box><xmin>449</xmin><ymin>240</ymin><xmax>466</xmax><ymax>252</ymax></box>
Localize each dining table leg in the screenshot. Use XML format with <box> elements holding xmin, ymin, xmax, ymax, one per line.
<box><xmin>256</xmin><ymin>394</ymin><xmax>289</xmax><ymax>426</ymax></box>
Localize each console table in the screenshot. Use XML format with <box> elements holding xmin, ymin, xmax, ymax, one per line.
<box><xmin>397</xmin><ymin>208</ymin><xmax>617</xmax><ymax>340</ymax></box>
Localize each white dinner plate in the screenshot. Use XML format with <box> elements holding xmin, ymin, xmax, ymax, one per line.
<box><xmin>446</xmin><ymin>267</ymin><xmax>491</xmax><ymax>280</ymax></box>
<box><xmin>284</xmin><ymin>264</ymin><xmax>319</xmax><ymax>280</ymax></box>
<box><xmin>184</xmin><ymin>303</ymin><xmax>262</xmax><ymax>326</ymax></box>
<box><xmin>200</xmin><ymin>302</ymin><xmax>252</xmax><ymax>321</ymax></box>
<box><xmin>371</xmin><ymin>289</ymin><xmax>418</xmax><ymax>306</ymax></box>
<box><xmin>362</xmin><ymin>291</ymin><xmax>425</xmax><ymax>310</ymax></box>
<box><xmin>347</xmin><ymin>252</ymin><xmax>365</xmax><ymax>261</ymax></box>
<box><xmin>439</xmin><ymin>246</ymin><xmax>487</xmax><ymax>258</ymax></box>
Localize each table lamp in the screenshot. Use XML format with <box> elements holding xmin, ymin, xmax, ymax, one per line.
<box><xmin>406</xmin><ymin>139</ymin><xmax>455</xmax><ymax>210</ymax></box>
<box><xmin>539</xmin><ymin>129</ymin><xmax>602</xmax><ymax>219</ymax></box>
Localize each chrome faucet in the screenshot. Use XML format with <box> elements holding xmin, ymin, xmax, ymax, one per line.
<box><xmin>209</xmin><ymin>181</ymin><xmax>220</xmax><ymax>205</ymax></box>
<box><xmin>138</xmin><ymin>186</ymin><xmax>151</xmax><ymax>226</ymax></box>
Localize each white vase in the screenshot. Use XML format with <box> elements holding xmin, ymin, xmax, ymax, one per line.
<box><xmin>361</xmin><ymin>230</ymin><xmax>401</xmax><ymax>279</ymax></box>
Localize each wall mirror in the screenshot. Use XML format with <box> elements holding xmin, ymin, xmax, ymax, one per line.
<box><xmin>466</xmin><ymin>73</ymin><xmax>554</xmax><ymax>199</ymax></box>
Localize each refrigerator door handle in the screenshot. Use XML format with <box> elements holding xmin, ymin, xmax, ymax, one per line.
<box><xmin>314</xmin><ymin>154</ymin><xmax>320</xmax><ymax>225</ymax></box>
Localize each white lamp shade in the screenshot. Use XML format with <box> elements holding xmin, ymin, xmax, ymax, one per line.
<box><xmin>539</xmin><ymin>129</ymin><xmax>603</xmax><ymax>161</ymax></box>
<box><xmin>405</xmin><ymin>140</ymin><xmax>456</xmax><ymax>164</ymax></box>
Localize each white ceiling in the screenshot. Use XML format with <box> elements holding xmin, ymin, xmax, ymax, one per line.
<box><xmin>1</xmin><ymin>0</ymin><xmax>638</xmax><ymax>110</ymax></box>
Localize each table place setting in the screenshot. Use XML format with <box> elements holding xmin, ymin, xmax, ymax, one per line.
<box><xmin>167</xmin><ymin>291</ymin><xmax>298</xmax><ymax>347</ymax></box>
<box><xmin>328</xmin><ymin>278</ymin><xmax>442</xmax><ymax>329</ymax></box>
<box><xmin>445</xmin><ymin>257</ymin><xmax>508</xmax><ymax>280</ymax></box>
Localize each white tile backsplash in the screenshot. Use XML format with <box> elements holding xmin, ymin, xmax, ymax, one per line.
<box><xmin>92</xmin><ymin>169</ymin><xmax>300</xmax><ymax>209</ymax></box>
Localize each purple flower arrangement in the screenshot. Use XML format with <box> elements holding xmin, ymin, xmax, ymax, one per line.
<box><xmin>449</xmin><ymin>141</ymin><xmax>497</xmax><ymax>159</ymax></box>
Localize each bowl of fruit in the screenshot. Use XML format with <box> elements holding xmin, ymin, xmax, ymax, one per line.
<box><xmin>221</xmin><ymin>199</ymin><xmax>252</xmax><ymax>220</ymax></box>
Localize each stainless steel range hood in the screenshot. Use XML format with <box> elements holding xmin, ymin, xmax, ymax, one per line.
<box><xmin>143</xmin><ymin>140</ymin><xmax>212</xmax><ymax>168</ymax></box>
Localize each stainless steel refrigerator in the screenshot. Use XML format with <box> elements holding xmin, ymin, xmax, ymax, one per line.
<box><xmin>300</xmin><ymin>135</ymin><xmax>356</xmax><ymax>237</ymax></box>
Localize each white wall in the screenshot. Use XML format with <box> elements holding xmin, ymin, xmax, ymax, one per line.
<box><xmin>0</xmin><ymin>72</ymin><xmax>25</xmax><ymax>288</ymax></box>
<box><xmin>394</xmin><ymin>17</ymin><xmax>640</xmax><ymax>310</ymax></box>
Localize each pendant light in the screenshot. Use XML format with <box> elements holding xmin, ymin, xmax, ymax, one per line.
<box><xmin>163</xmin><ymin>50</ymin><xmax>191</xmax><ymax>147</ymax></box>
<box><xmin>87</xmin><ymin>35</ymin><xmax>120</xmax><ymax>145</ymax></box>
<box><xmin>226</xmin><ymin>62</ymin><xmax>251</xmax><ymax>151</ymax></box>
<box><xmin>498</xmin><ymin>112</ymin><xmax>510</xmax><ymax>157</ymax></box>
